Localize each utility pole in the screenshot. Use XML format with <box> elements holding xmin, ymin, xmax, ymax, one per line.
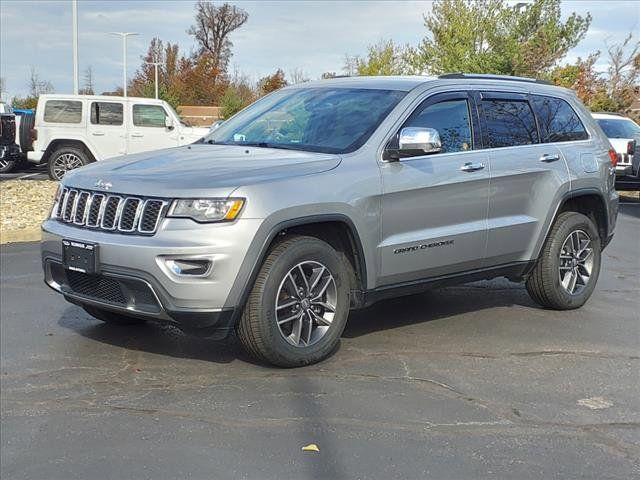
<box><xmin>110</xmin><ymin>32</ymin><xmax>139</xmax><ymax>97</ymax></box>
<box><xmin>145</xmin><ymin>61</ymin><xmax>164</xmax><ymax>99</ymax></box>
<box><xmin>72</xmin><ymin>0</ymin><xmax>79</xmax><ymax>94</ymax></box>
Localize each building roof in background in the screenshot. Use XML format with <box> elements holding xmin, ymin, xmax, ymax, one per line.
<box><xmin>179</xmin><ymin>106</ymin><xmax>222</xmax><ymax>126</ymax></box>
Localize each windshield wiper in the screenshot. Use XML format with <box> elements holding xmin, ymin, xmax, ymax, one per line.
<box><xmin>241</xmin><ymin>142</ymin><xmax>303</xmax><ymax>151</ymax></box>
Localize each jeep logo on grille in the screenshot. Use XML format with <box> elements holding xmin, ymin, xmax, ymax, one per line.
<box><xmin>94</xmin><ymin>179</ymin><xmax>112</xmax><ymax>190</ymax></box>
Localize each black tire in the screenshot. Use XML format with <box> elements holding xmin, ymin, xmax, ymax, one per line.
<box><xmin>237</xmin><ymin>235</ymin><xmax>351</xmax><ymax>367</ymax></box>
<box><xmin>526</xmin><ymin>212</ymin><xmax>601</xmax><ymax>310</ymax></box>
<box><xmin>0</xmin><ymin>157</ymin><xmax>17</xmax><ymax>173</ymax></box>
<box><xmin>18</xmin><ymin>113</ymin><xmax>35</xmax><ymax>152</ymax></box>
<box><xmin>82</xmin><ymin>306</ymin><xmax>147</xmax><ymax>325</ymax></box>
<box><xmin>48</xmin><ymin>145</ymin><xmax>90</xmax><ymax>180</ymax></box>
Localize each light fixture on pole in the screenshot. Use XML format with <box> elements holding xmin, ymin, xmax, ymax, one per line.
<box><xmin>145</xmin><ymin>61</ymin><xmax>164</xmax><ymax>99</ymax></box>
<box><xmin>110</xmin><ymin>32</ymin><xmax>139</xmax><ymax>97</ymax></box>
<box><xmin>72</xmin><ymin>0</ymin><xmax>79</xmax><ymax>94</ymax></box>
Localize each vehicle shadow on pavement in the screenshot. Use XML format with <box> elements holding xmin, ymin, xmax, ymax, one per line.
<box><xmin>57</xmin><ymin>306</ymin><xmax>257</xmax><ymax>365</ymax></box>
<box><xmin>343</xmin><ymin>281</ymin><xmax>537</xmax><ymax>338</ymax></box>
<box><xmin>57</xmin><ymin>280</ymin><xmax>536</xmax><ymax>363</ymax></box>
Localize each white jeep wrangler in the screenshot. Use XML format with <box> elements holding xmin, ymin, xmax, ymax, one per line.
<box><xmin>27</xmin><ymin>94</ymin><xmax>210</xmax><ymax>180</ymax></box>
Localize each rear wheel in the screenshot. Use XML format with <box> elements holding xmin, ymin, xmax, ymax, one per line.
<box><xmin>48</xmin><ymin>146</ymin><xmax>90</xmax><ymax>180</ymax></box>
<box><xmin>526</xmin><ymin>212</ymin><xmax>601</xmax><ymax>310</ymax></box>
<box><xmin>237</xmin><ymin>235</ymin><xmax>351</xmax><ymax>367</ymax></box>
<box><xmin>82</xmin><ymin>306</ymin><xmax>146</xmax><ymax>326</ymax></box>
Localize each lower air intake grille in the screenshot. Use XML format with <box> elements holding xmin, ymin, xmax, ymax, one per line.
<box><xmin>66</xmin><ymin>270</ymin><xmax>127</xmax><ymax>304</ymax></box>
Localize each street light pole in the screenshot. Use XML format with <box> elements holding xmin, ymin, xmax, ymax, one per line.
<box><xmin>72</xmin><ymin>0</ymin><xmax>79</xmax><ymax>94</ymax></box>
<box><xmin>145</xmin><ymin>61</ymin><xmax>164</xmax><ymax>99</ymax></box>
<box><xmin>110</xmin><ymin>32</ymin><xmax>139</xmax><ymax>97</ymax></box>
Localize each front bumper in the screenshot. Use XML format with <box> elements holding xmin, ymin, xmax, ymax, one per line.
<box><xmin>41</xmin><ymin>216</ymin><xmax>263</xmax><ymax>336</ymax></box>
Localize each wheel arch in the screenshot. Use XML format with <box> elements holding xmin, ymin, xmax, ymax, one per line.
<box><xmin>534</xmin><ymin>188</ymin><xmax>610</xmax><ymax>265</ymax></box>
<box><xmin>231</xmin><ymin>214</ymin><xmax>368</xmax><ymax>321</ymax></box>
<box><xmin>43</xmin><ymin>138</ymin><xmax>98</xmax><ymax>165</ymax></box>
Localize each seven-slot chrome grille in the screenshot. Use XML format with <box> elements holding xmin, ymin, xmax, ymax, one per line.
<box><xmin>54</xmin><ymin>187</ymin><xmax>168</xmax><ymax>235</ymax></box>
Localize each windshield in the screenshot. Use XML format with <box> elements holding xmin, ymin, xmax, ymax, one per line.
<box><xmin>205</xmin><ymin>87</ymin><xmax>406</xmax><ymax>154</ymax></box>
<box><xmin>596</xmin><ymin>118</ymin><xmax>640</xmax><ymax>138</ymax></box>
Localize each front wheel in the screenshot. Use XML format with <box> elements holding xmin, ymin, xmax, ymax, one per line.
<box><xmin>48</xmin><ymin>146</ymin><xmax>90</xmax><ymax>180</ymax></box>
<box><xmin>237</xmin><ymin>235</ymin><xmax>351</xmax><ymax>367</ymax></box>
<box><xmin>526</xmin><ymin>212</ymin><xmax>601</xmax><ymax>310</ymax></box>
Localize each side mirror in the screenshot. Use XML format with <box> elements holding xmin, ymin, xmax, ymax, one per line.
<box><xmin>627</xmin><ymin>139</ymin><xmax>636</xmax><ymax>155</ymax></box>
<box><xmin>165</xmin><ymin>116</ymin><xmax>175</xmax><ymax>130</ymax></box>
<box><xmin>398</xmin><ymin>127</ymin><xmax>441</xmax><ymax>157</ymax></box>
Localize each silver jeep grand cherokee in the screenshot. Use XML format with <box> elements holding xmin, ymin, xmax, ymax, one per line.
<box><xmin>42</xmin><ymin>74</ymin><xmax>619</xmax><ymax>367</ymax></box>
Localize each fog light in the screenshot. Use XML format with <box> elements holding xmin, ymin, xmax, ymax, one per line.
<box><xmin>165</xmin><ymin>259</ymin><xmax>212</xmax><ymax>277</ymax></box>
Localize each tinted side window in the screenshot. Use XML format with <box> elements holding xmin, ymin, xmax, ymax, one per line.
<box><xmin>482</xmin><ymin>100</ymin><xmax>538</xmax><ymax>148</ymax></box>
<box><xmin>91</xmin><ymin>102</ymin><xmax>123</xmax><ymax>126</ymax></box>
<box><xmin>43</xmin><ymin>100</ymin><xmax>82</xmax><ymax>124</ymax></box>
<box><xmin>405</xmin><ymin>99</ymin><xmax>472</xmax><ymax>153</ymax></box>
<box><xmin>532</xmin><ymin>96</ymin><xmax>588</xmax><ymax>142</ymax></box>
<box><xmin>133</xmin><ymin>105</ymin><xmax>167</xmax><ymax>128</ymax></box>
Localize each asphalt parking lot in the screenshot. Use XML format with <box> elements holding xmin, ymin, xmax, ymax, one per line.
<box><xmin>0</xmin><ymin>164</ymin><xmax>48</xmax><ymax>182</ymax></box>
<box><xmin>1</xmin><ymin>204</ymin><xmax>638</xmax><ymax>479</ymax></box>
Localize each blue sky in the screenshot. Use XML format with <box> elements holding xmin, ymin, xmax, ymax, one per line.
<box><xmin>1</xmin><ymin>0</ymin><xmax>638</xmax><ymax>99</ymax></box>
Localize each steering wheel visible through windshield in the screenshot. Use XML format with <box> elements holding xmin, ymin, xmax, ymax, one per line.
<box><xmin>204</xmin><ymin>87</ymin><xmax>406</xmax><ymax>154</ymax></box>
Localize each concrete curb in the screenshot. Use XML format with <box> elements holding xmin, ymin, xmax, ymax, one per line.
<box><xmin>0</xmin><ymin>228</ymin><xmax>41</xmax><ymax>245</ymax></box>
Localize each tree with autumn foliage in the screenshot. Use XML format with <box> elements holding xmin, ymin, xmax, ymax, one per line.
<box><xmin>129</xmin><ymin>1</ymin><xmax>249</xmax><ymax>108</ymax></box>
<box><xmin>258</xmin><ymin>69</ymin><xmax>288</xmax><ymax>95</ymax></box>
<box><xmin>551</xmin><ymin>33</ymin><xmax>639</xmax><ymax>119</ymax></box>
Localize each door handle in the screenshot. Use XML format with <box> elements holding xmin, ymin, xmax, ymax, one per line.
<box><xmin>540</xmin><ymin>153</ymin><xmax>560</xmax><ymax>162</ymax></box>
<box><xmin>460</xmin><ymin>162</ymin><xmax>485</xmax><ymax>172</ymax></box>
<box><xmin>91</xmin><ymin>132</ymin><xmax>105</xmax><ymax>136</ymax></box>
<box><xmin>131</xmin><ymin>133</ymin><xmax>144</xmax><ymax>138</ymax></box>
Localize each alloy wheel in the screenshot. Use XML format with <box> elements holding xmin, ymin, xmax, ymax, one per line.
<box><xmin>558</xmin><ymin>229</ymin><xmax>594</xmax><ymax>295</ymax></box>
<box><xmin>275</xmin><ymin>261</ymin><xmax>337</xmax><ymax>347</ymax></box>
<box><xmin>52</xmin><ymin>152</ymin><xmax>83</xmax><ymax>180</ymax></box>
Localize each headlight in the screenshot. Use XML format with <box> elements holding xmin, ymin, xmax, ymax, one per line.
<box><xmin>167</xmin><ymin>198</ymin><xmax>245</xmax><ymax>223</ymax></box>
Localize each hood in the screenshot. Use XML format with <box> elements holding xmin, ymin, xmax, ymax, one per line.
<box><xmin>63</xmin><ymin>144</ymin><xmax>341</xmax><ymax>198</ymax></box>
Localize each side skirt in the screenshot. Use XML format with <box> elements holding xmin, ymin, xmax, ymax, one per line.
<box><xmin>355</xmin><ymin>261</ymin><xmax>536</xmax><ymax>309</ymax></box>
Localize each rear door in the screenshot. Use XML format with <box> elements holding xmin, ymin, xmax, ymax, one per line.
<box><xmin>478</xmin><ymin>92</ymin><xmax>569</xmax><ymax>266</ymax></box>
<box><xmin>378</xmin><ymin>91</ymin><xmax>490</xmax><ymax>285</ymax></box>
<box><xmin>128</xmin><ymin>103</ymin><xmax>179</xmax><ymax>154</ymax></box>
<box><xmin>86</xmin><ymin>101</ymin><xmax>126</xmax><ymax>160</ymax></box>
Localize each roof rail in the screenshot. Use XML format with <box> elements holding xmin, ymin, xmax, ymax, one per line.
<box><xmin>438</xmin><ymin>73</ymin><xmax>552</xmax><ymax>85</ymax></box>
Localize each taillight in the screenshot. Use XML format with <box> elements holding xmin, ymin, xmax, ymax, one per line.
<box><xmin>30</xmin><ymin>128</ymin><xmax>37</xmax><ymax>141</ymax></box>
<box><xmin>627</xmin><ymin>140</ymin><xmax>636</xmax><ymax>155</ymax></box>
<box><xmin>608</xmin><ymin>149</ymin><xmax>618</xmax><ymax>167</ymax></box>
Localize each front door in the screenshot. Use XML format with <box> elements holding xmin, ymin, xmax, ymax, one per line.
<box><xmin>378</xmin><ymin>91</ymin><xmax>490</xmax><ymax>286</ymax></box>
<box><xmin>128</xmin><ymin>103</ymin><xmax>179</xmax><ymax>155</ymax></box>
<box><xmin>86</xmin><ymin>101</ymin><xmax>126</xmax><ymax>160</ymax></box>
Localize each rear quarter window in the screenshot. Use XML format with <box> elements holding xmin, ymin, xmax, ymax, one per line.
<box><xmin>532</xmin><ymin>96</ymin><xmax>588</xmax><ymax>143</ymax></box>
<box><xmin>43</xmin><ymin>100</ymin><xmax>83</xmax><ymax>124</ymax></box>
